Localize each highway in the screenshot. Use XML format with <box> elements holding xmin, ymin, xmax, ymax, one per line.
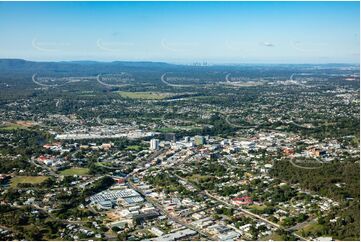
<box><xmin>96</xmin><ymin>74</ymin><xmax>128</xmax><ymax>88</ymax></box>
<box><xmin>224</xmin><ymin>114</ymin><xmax>259</xmax><ymax>129</ymax></box>
<box><xmin>289</xmin><ymin>158</ymin><xmax>323</xmax><ymax>170</ymax></box>
<box><xmin>160</xmin><ymin>73</ymin><xmax>194</xmax><ymax>88</ymax></box>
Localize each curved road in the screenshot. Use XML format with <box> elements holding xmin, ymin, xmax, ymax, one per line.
<box><xmin>161</xmin><ymin>73</ymin><xmax>195</xmax><ymax>88</ymax></box>
<box><xmin>96</xmin><ymin>74</ymin><xmax>128</xmax><ymax>88</ymax></box>
<box><xmin>32</xmin><ymin>74</ymin><xmax>69</xmax><ymax>87</ymax></box>
<box><xmin>224</xmin><ymin>113</ymin><xmax>259</xmax><ymax>129</ymax></box>
<box><xmin>288</xmin><ymin>157</ymin><xmax>323</xmax><ymax>170</ymax></box>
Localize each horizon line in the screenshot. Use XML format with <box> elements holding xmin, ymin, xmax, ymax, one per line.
<box><xmin>1</xmin><ymin>58</ymin><xmax>359</xmax><ymax>66</ymax></box>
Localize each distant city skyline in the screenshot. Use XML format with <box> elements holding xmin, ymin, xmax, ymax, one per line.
<box><xmin>0</xmin><ymin>1</ymin><xmax>359</xmax><ymax>64</ymax></box>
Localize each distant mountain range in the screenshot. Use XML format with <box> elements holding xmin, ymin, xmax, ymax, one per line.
<box><xmin>0</xmin><ymin>59</ymin><xmax>177</xmax><ymax>75</ymax></box>
<box><xmin>0</xmin><ymin>59</ymin><xmax>358</xmax><ymax>76</ymax></box>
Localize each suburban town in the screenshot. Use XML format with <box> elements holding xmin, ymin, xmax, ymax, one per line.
<box><xmin>0</xmin><ymin>1</ymin><xmax>360</xmax><ymax>241</ymax></box>
<box><xmin>0</xmin><ymin>60</ymin><xmax>359</xmax><ymax>241</ymax></box>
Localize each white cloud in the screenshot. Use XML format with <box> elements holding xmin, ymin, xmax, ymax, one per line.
<box><xmin>261</xmin><ymin>42</ymin><xmax>274</xmax><ymax>47</ymax></box>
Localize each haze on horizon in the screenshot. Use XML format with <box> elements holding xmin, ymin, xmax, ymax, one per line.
<box><xmin>0</xmin><ymin>1</ymin><xmax>359</xmax><ymax>64</ymax></box>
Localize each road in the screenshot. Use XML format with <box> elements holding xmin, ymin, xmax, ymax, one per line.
<box><xmin>132</xmin><ymin>149</ymin><xmax>164</xmax><ymax>172</ymax></box>
<box><xmin>78</xmin><ymin>175</ymin><xmax>105</xmax><ymax>189</ymax></box>
<box><xmin>123</xmin><ymin>144</ymin><xmax>310</xmax><ymax>241</ymax></box>
<box><xmin>182</xmin><ymin>204</ymin><xmax>218</xmax><ymax>217</ymax></box>
<box><xmin>224</xmin><ymin>114</ymin><xmax>258</xmax><ymax>129</ymax></box>
<box><xmin>127</xmin><ymin>180</ymin><xmax>214</xmax><ymax>240</ymax></box>
<box><xmin>286</xmin><ymin>217</ymin><xmax>317</xmax><ymax>232</ymax></box>
<box><xmin>125</xmin><ymin>148</ymin><xmax>215</xmax><ymax>240</ymax></box>
<box><xmin>30</xmin><ymin>157</ymin><xmax>59</xmax><ymax>177</ymax></box>
<box><xmin>288</xmin><ymin>158</ymin><xmax>323</xmax><ymax>170</ymax></box>
<box><xmin>173</xmin><ymin>172</ymin><xmax>309</xmax><ymax>241</ymax></box>
<box><xmin>173</xmin><ymin>174</ymin><xmax>280</xmax><ymax>226</ymax></box>
<box><xmin>290</xmin><ymin>73</ymin><xmax>295</xmax><ymax>81</ymax></box>
<box><xmin>204</xmin><ymin>190</ymin><xmax>280</xmax><ymax>228</ymax></box>
<box><xmin>285</xmin><ymin>120</ymin><xmax>317</xmax><ymax>129</ymax></box>
<box><xmin>96</xmin><ymin>74</ymin><xmax>128</xmax><ymax>88</ymax></box>
<box><xmin>203</xmin><ymin>191</ymin><xmax>308</xmax><ymax>241</ymax></box>
<box><xmin>160</xmin><ymin>73</ymin><xmax>194</xmax><ymax>88</ymax></box>
<box><xmin>32</xmin><ymin>73</ymin><xmax>70</xmax><ymax>87</ymax></box>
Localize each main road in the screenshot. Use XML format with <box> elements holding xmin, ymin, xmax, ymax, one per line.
<box><xmin>127</xmin><ymin>179</ymin><xmax>214</xmax><ymax>240</ymax></box>
<box><xmin>173</xmin><ymin>172</ymin><xmax>309</xmax><ymax>241</ymax></box>
<box><xmin>125</xmin><ymin>149</ymin><xmax>215</xmax><ymax>240</ymax></box>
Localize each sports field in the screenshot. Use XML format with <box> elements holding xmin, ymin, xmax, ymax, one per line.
<box><xmin>10</xmin><ymin>176</ymin><xmax>48</xmax><ymax>188</ymax></box>
<box><xmin>60</xmin><ymin>167</ymin><xmax>90</xmax><ymax>176</ymax></box>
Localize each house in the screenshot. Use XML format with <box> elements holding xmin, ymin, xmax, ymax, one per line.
<box><xmin>315</xmin><ymin>237</ymin><xmax>333</xmax><ymax>241</ymax></box>
<box><xmin>283</xmin><ymin>147</ymin><xmax>295</xmax><ymax>156</ymax></box>
<box><xmin>149</xmin><ymin>227</ymin><xmax>164</xmax><ymax>237</ymax></box>
<box><xmin>37</xmin><ymin>155</ymin><xmax>54</xmax><ymax>166</ymax></box>
<box><xmin>231</xmin><ymin>196</ymin><xmax>253</xmax><ymax>205</ymax></box>
<box><xmin>101</xmin><ymin>143</ymin><xmax>112</xmax><ymax>150</ymax></box>
<box><xmin>114</xmin><ymin>178</ymin><xmax>126</xmax><ymax>184</ymax></box>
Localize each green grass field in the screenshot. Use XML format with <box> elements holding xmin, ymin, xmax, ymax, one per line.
<box><xmin>297</xmin><ymin>221</ymin><xmax>325</xmax><ymax>236</ymax></box>
<box><xmin>118</xmin><ymin>91</ymin><xmax>173</xmax><ymax>100</ymax></box>
<box><xmin>126</xmin><ymin>145</ymin><xmax>143</xmax><ymax>151</ymax></box>
<box><xmin>95</xmin><ymin>162</ymin><xmax>113</xmax><ymax>167</ymax></box>
<box><xmin>11</xmin><ymin>176</ymin><xmax>48</xmax><ymax>188</ymax></box>
<box><xmin>156</xmin><ymin>126</ymin><xmax>202</xmax><ymax>133</ymax></box>
<box><xmin>188</xmin><ymin>174</ymin><xmax>213</xmax><ymax>183</ymax></box>
<box><xmin>261</xmin><ymin>233</ymin><xmax>284</xmax><ymax>241</ymax></box>
<box><xmin>60</xmin><ymin>167</ymin><xmax>90</xmax><ymax>176</ymax></box>
<box><xmin>0</xmin><ymin>123</ymin><xmax>26</xmax><ymax>131</ymax></box>
<box><xmin>249</xmin><ymin>204</ymin><xmax>268</xmax><ymax>211</ymax></box>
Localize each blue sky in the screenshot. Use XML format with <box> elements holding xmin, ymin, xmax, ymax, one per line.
<box><xmin>0</xmin><ymin>1</ymin><xmax>359</xmax><ymax>63</ymax></box>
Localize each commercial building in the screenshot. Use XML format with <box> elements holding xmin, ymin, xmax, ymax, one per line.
<box><xmin>150</xmin><ymin>139</ymin><xmax>160</xmax><ymax>150</ymax></box>
<box><xmin>152</xmin><ymin>228</ymin><xmax>196</xmax><ymax>241</ymax></box>
<box><xmin>164</xmin><ymin>133</ymin><xmax>176</xmax><ymax>142</ymax></box>
<box><xmin>89</xmin><ymin>189</ymin><xmax>144</xmax><ymax>207</ymax></box>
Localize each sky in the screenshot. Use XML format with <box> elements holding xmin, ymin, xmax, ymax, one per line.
<box><xmin>0</xmin><ymin>1</ymin><xmax>359</xmax><ymax>64</ymax></box>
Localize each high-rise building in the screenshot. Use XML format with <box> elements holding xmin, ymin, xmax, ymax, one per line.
<box><xmin>150</xmin><ymin>139</ymin><xmax>160</xmax><ymax>150</ymax></box>
<box><xmin>164</xmin><ymin>133</ymin><xmax>176</xmax><ymax>142</ymax></box>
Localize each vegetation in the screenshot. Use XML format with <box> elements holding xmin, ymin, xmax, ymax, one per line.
<box><xmin>0</xmin><ymin>60</ymin><xmax>358</xmax><ymax>240</ymax></box>
<box><xmin>271</xmin><ymin>160</ymin><xmax>360</xmax><ymax>240</ymax></box>
<box><xmin>60</xmin><ymin>167</ymin><xmax>90</xmax><ymax>176</ymax></box>
<box><xmin>118</xmin><ymin>91</ymin><xmax>173</xmax><ymax>100</ymax></box>
<box><xmin>0</xmin><ymin>123</ymin><xmax>28</xmax><ymax>131</ymax></box>
<box><xmin>271</xmin><ymin>159</ymin><xmax>359</xmax><ymax>201</ymax></box>
<box><xmin>10</xmin><ymin>176</ymin><xmax>48</xmax><ymax>188</ymax></box>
